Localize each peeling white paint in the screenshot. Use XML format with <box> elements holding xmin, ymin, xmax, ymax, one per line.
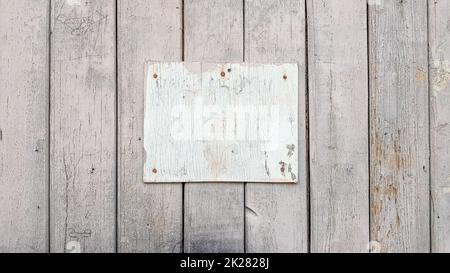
<box><xmin>431</xmin><ymin>59</ymin><xmax>450</xmax><ymax>93</ymax></box>
<box><xmin>143</xmin><ymin>62</ymin><xmax>299</xmax><ymax>183</ymax></box>
<box><xmin>368</xmin><ymin>241</ymin><xmax>382</xmax><ymax>253</ymax></box>
<box><xmin>368</xmin><ymin>0</ymin><xmax>383</xmax><ymax>7</ymax></box>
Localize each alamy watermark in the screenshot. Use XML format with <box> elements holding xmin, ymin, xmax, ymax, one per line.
<box><xmin>165</xmin><ymin>98</ymin><xmax>282</xmax><ymax>151</ymax></box>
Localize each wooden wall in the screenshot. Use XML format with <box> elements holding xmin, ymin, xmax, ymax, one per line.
<box><xmin>0</xmin><ymin>0</ymin><xmax>449</xmax><ymax>253</ymax></box>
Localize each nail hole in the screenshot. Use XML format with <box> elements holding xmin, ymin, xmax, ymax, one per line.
<box><xmin>283</xmin><ymin>75</ymin><xmax>288</xmax><ymax>80</ymax></box>
<box><xmin>227</xmin><ymin>68</ymin><xmax>232</xmax><ymax>72</ymax></box>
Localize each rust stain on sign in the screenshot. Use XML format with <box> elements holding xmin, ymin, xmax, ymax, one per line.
<box><xmin>143</xmin><ymin>62</ymin><xmax>299</xmax><ymax>183</ymax></box>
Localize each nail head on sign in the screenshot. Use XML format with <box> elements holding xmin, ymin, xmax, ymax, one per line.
<box><xmin>220</xmin><ymin>71</ymin><xmax>226</xmax><ymax>77</ymax></box>
<box><xmin>153</xmin><ymin>73</ymin><xmax>158</xmax><ymax>79</ymax></box>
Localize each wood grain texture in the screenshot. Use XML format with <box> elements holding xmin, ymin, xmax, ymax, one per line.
<box><xmin>244</xmin><ymin>0</ymin><xmax>308</xmax><ymax>252</ymax></box>
<box><xmin>50</xmin><ymin>0</ymin><xmax>116</xmax><ymax>253</ymax></box>
<box><xmin>184</xmin><ymin>0</ymin><xmax>245</xmax><ymax>253</ymax></box>
<box><xmin>369</xmin><ymin>0</ymin><xmax>430</xmax><ymax>253</ymax></box>
<box><xmin>429</xmin><ymin>0</ymin><xmax>450</xmax><ymax>253</ymax></box>
<box><xmin>144</xmin><ymin>62</ymin><xmax>299</xmax><ymax>183</ymax></box>
<box><xmin>308</xmin><ymin>0</ymin><xmax>370</xmax><ymax>253</ymax></box>
<box><xmin>0</xmin><ymin>0</ymin><xmax>49</xmax><ymax>253</ymax></box>
<box><xmin>117</xmin><ymin>0</ymin><xmax>183</xmax><ymax>253</ymax></box>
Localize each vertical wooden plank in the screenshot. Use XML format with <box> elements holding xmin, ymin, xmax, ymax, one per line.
<box><xmin>244</xmin><ymin>0</ymin><xmax>308</xmax><ymax>252</ymax></box>
<box><xmin>308</xmin><ymin>0</ymin><xmax>370</xmax><ymax>252</ymax></box>
<box><xmin>184</xmin><ymin>0</ymin><xmax>245</xmax><ymax>253</ymax></box>
<box><xmin>0</xmin><ymin>0</ymin><xmax>49</xmax><ymax>253</ymax></box>
<box><xmin>118</xmin><ymin>0</ymin><xmax>183</xmax><ymax>252</ymax></box>
<box><xmin>50</xmin><ymin>0</ymin><xmax>116</xmax><ymax>253</ymax></box>
<box><xmin>369</xmin><ymin>0</ymin><xmax>429</xmax><ymax>252</ymax></box>
<box><xmin>429</xmin><ymin>0</ymin><xmax>450</xmax><ymax>253</ymax></box>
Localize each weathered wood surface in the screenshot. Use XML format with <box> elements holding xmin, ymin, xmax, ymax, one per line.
<box><xmin>144</xmin><ymin>62</ymin><xmax>299</xmax><ymax>183</ymax></box>
<box><xmin>117</xmin><ymin>0</ymin><xmax>183</xmax><ymax>253</ymax></box>
<box><xmin>244</xmin><ymin>0</ymin><xmax>308</xmax><ymax>253</ymax></box>
<box><xmin>369</xmin><ymin>0</ymin><xmax>430</xmax><ymax>253</ymax></box>
<box><xmin>1</xmin><ymin>0</ymin><xmax>449</xmax><ymax>254</ymax></box>
<box><xmin>0</xmin><ymin>0</ymin><xmax>50</xmax><ymax>253</ymax></box>
<box><xmin>429</xmin><ymin>0</ymin><xmax>450</xmax><ymax>253</ymax></box>
<box><xmin>184</xmin><ymin>0</ymin><xmax>245</xmax><ymax>253</ymax></box>
<box><xmin>308</xmin><ymin>0</ymin><xmax>370</xmax><ymax>252</ymax></box>
<box><xmin>50</xmin><ymin>0</ymin><xmax>116</xmax><ymax>253</ymax></box>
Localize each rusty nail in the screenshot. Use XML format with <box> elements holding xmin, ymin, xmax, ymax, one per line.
<box><xmin>283</xmin><ymin>75</ymin><xmax>288</xmax><ymax>80</ymax></box>
<box><xmin>152</xmin><ymin>168</ymin><xmax>158</xmax><ymax>174</ymax></box>
<box><xmin>220</xmin><ymin>71</ymin><xmax>226</xmax><ymax>77</ymax></box>
<box><xmin>153</xmin><ymin>73</ymin><xmax>158</xmax><ymax>79</ymax></box>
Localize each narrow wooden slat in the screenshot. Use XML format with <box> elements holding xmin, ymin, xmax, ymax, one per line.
<box><xmin>50</xmin><ymin>0</ymin><xmax>116</xmax><ymax>253</ymax></box>
<box><xmin>308</xmin><ymin>0</ymin><xmax>370</xmax><ymax>252</ymax></box>
<box><xmin>0</xmin><ymin>0</ymin><xmax>50</xmax><ymax>253</ymax></box>
<box><xmin>429</xmin><ymin>0</ymin><xmax>450</xmax><ymax>253</ymax></box>
<box><xmin>117</xmin><ymin>0</ymin><xmax>183</xmax><ymax>253</ymax></box>
<box><xmin>244</xmin><ymin>0</ymin><xmax>308</xmax><ymax>252</ymax></box>
<box><xmin>184</xmin><ymin>0</ymin><xmax>245</xmax><ymax>253</ymax></box>
<box><xmin>369</xmin><ymin>0</ymin><xmax>429</xmax><ymax>253</ymax></box>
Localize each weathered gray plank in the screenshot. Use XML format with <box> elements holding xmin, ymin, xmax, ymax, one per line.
<box><xmin>0</xmin><ymin>0</ymin><xmax>50</xmax><ymax>253</ymax></box>
<box><xmin>50</xmin><ymin>0</ymin><xmax>116</xmax><ymax>253</ymax></box>
<box><xmin>184</xmin><ymin>0</ymin><xmax>245</xmax><ymax>253</ymax></box>
<box><xmin>244</xmin><ymin>0</ymin><xmax>308</xmax><ymax>252</ymax></box>
<box><xmin>369</xmin><ymin>0</ymin><xmax>429</xmax><ymax>253</ymax></box>
<box><xmin>117</xmin><ymin>0</ymin><xmax>183</xmax><ymax>253</ymax></box>
<box><xmin>308</xmin><ymin>0</ymin><xmax>370</xmax><ymax>252</ymax></box>
<box><xmin>429</xmin><ymin>0</ymin><xmax>450</xmax><ymax>253</ymax></box>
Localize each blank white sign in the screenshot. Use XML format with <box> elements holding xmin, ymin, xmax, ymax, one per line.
<box><xmin>143</xmin><ymin>62</ymin><xmax>298</xmax><ymax>183</ymax></box>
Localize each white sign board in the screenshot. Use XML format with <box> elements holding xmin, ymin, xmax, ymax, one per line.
<box><xmin>143</xmin><ymin>62</ymin><xmax>298</xmax><ymax>183</ymax></box>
